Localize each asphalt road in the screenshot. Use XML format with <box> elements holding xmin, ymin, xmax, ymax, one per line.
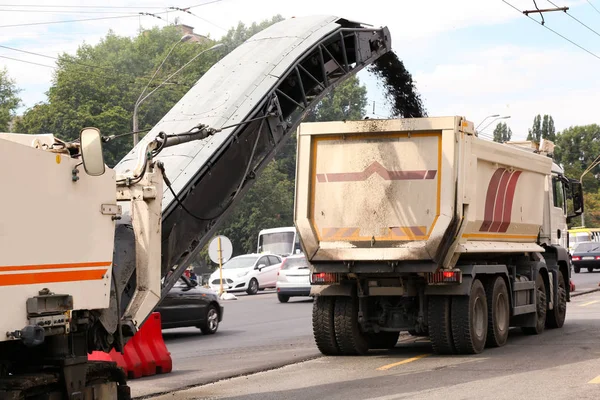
<box><xmin>572</xmin><ymin>269</ymin><xmax>600</xmax><ymax>292</ymax></box>
<box><xmin>150</xmin><ymin>291</ymin><xmax>600</xmax><ymax>400</ymax></box>
<box><xmin>130</xmin><ymin>290</ymin><xmax>317</xmax><ymax>398</ymax></box>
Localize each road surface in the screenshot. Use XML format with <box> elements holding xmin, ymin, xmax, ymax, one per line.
<box><xmin>572</xmin><ymin>269</ymin><xmax>600</xmax><ymax>293</ymax></box>
<box><xmin>130</xmin><ymin>290</ymin><xmax>317</xmax><ymax>398</ymax></box>
<box><xmin>148</xmin><ymin>290</ymin><xmax>600</xmax><ymax>400</ymax></box>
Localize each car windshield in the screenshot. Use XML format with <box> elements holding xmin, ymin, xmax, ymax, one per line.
<box><xmin>223</xmin><ymin>255</ymin><xmax>259</xmax><ymax>269</ymax></box>
<box><xmin>282</xmin><ymin>257</ymin><xmax>309</xmax><ymax>270</ymax></box>
<box><xmin>574</xmin><ymin>242</ymin><xmax>600</xmax><ymax>253</ymax></box>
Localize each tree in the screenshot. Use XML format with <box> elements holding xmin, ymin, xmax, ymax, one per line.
<box><xmin>15</xmin><ymin>25</ymin><xmax>222</xmax><ymax>166</ymax></box>
<box><xmin>0</xmin><ymin>68</ymin><xmax>21</xmax><ymax>132</ymax></box>
<box><xmin>527</xmin><ymin>114</ymin><xmax>555</xmax><ymax>142</ymax></box>
<box><xmin>492</xmin><ymin>122</ymin><xmax>512</xmax><ymax>143</ymax></box>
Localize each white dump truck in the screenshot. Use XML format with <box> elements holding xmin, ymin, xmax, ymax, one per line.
<box><xmin>295</xmin><ymin>117</ymin><xmax>584</xmax><ymax>355</ymax></box>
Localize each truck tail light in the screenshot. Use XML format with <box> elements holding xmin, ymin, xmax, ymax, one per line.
<box><xmin>572</xmin><ymin>256</ymin><xmax>581</xmax><ymax>261</ymax></box>
<box><xmin>427</xmin><ymin>270</ymin><xmax>462</xmax><ymax>285</ymax></box>
<box><xmin>311</xmin><ymin>272</ymin><xmax>340</xmax><ymax>284</ymax></box>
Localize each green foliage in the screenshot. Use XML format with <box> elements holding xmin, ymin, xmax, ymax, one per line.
<box><xmin>554</xmin><ymin>124</ymin><xmax>600</xmax><ymax>228</ymax></box>
<box><xmin>15</xmin><ymin>26</ymin><xmax>222</xmax><ymax>166</ymax></box>
<box><xmin>527</xmin><ymin>114</ymin><xmax>555</xmax><ymax>142</ymax></box>
<box><xmin>492</xmin><ymin>122</ymin><xmax>512</xmax><ymax>143</ymax></box>
<box><xmin>0</xmin><ymin>68</ymin><xmax>21</xmax><ymax>131</ymax></box>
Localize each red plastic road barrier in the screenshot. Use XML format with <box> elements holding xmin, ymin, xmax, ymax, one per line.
<box><xmin>88</xmin><ymin>312</ymin><xmax>172</xmax><ymax>379</ymax></box>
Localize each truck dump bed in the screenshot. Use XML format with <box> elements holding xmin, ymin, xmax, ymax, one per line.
<box><xmin>295</xmin><ymin>117</ymin><xmax>553</xmax><ymax>266</ymax></box>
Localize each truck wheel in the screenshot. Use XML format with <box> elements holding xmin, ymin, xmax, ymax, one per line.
<box><xmin>521</xmin><ymin>273</ymin><xmax>547</xmax><ymax>335</ymax></box>
<box><xmin>485</xmin><ymin>276</ymin><xmax>510</xmax><ymax>348</ymax></box>
<box><xmin>334</xmin><ymin>296</ymin><xmax>370</xmax><ymax>355</ymax></box>
<box><xmin>367</xmin><ymin>332</ymin><xmax>400</xmax><ymax>349</ymax></box>
<box><xmin>312</xmin><ymin>296</ymin><xmax>340</xmax><ymax>355</ymax></box>
<box><xmin>451</xmin><ymin>279</ymin><xmax>488</xmax><ymax>354</ymax></box>
<box><xmin>546</xmin><ymin>270</ymin><xmax>567</xmax><ymax>329</ymax></box>
<box><xmin>427</xmin><ymin>295</ymin><xmax>455</xmax><ymax>355</ymax></box>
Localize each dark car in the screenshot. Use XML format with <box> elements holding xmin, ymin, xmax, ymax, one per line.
<box><xmin>156</xmin><ymin>275</ymin><xmax>224</xmax><ymax>334</ymax></box>
<box><xmin>571</xmin><ymin>241</ymin><xmax>600</xmax><ymax>273</ymax></box>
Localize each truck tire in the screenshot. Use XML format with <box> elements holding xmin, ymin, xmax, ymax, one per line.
<box><xmin>485</xmin><ymin>276</ymin><xmax>510</xmax><ymax>348</ymax></box>
<box><xmin>546</xmin><ymin>270</ymin><xmax>567</xmax><ymax>329</ymax></box>
<box><xmin>312</xmin><ymin>296</ymin><xmax>340</xmax><ymax>355</ymax></box>
<box><xmin>334</xmin><ymin>296</ymin><xmax>370</xmax><ymax>355</ymax></box>
<box><xmin>521</xmin><ymin>273</ymin><xmax>547</xmax><ymax>335</ymax></box>
<box><xmin>427</xmin><ymin>295</ymin><xmax>455</xmax><ymax>355</ymax></box>
<box><xmin>451</xmin><ymin>279</ymin><xmax>488</xmax><ymax>354</ymax></box>
<box><xmin>367</xmin><ymin>332</ymin><xmax>400</xmax><ymax>350</ymax></box>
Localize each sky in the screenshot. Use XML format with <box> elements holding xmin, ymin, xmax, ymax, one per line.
<box><xmin>1</xmin><ymin>0</ymin><xmax>599</xmax><ymax>140</ymax></box>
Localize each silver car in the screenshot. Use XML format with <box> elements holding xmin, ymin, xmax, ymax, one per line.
<box><xmin>276</xmin><ymin>254</ymin><xmax>311</xmax><ymax>302</ymax></box>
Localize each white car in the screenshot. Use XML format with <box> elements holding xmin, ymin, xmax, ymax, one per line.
<box><xmin>276</xmin><ymin>254</ymin><xmax>311</xmax><ymax>303</ymax></box>
<box><xmin>209</xmin><ymin>253</ymin><xmax>282</xmax><ymax>295</ymax></box>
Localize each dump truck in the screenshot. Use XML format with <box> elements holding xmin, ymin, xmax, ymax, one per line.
<box><xmin>0</xmin><ymin>15</ymin><xmax>392</xmax><ymax>398</ymax></box>
<box><xmin>295</xmin><ymin>117</ymin><xmax>584</xmax><ymax>355</ymax></box>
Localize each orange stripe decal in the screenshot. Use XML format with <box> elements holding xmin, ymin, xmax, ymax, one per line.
<box><xmin>0</xmin><ymin>261</ymin><xmax>112</xmax><ymax>272</ymax></box>
<box><xmin>0</xmin><ymin>269</ymin><xmax>108</xmax><ymax>286</ymax></box>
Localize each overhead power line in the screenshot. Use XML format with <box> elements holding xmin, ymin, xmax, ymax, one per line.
<box><xmin>502</xmin><ymin>0</ymin><xmax>600</xmax><ymax>62</ymax></box>
<box><xmin>546</xmin><ymin>0</ymin><xmax>600</xmax><ymax>39</ymax></box>
<box><xmin>587</xmin><ymin>0</ymin><xmax>600</xmax><ymax>16</ymax></box>
<box><xmin>0</xmin><ymin>54</ymin><xmax>56</xmax><ymax>69</ymax></box>
<box><xmin>0</xmin><ymin>12</ymin><xmax>158</xmax><ymax>29</ymax></box>
<box><xmin>0</xmin><ymin>1</ymin><xmax>222</xmax><ymax>11</ymax></box>
<box><xmin>0</xmin><ymin>9</ymin><xmax>141</xmax><ymax>14</ymax></box>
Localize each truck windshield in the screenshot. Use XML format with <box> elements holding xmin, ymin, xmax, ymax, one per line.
<box><xmin>259</xmin><ymin>232</ymin><xmax>295</xmax><ymax>255</ymax></box>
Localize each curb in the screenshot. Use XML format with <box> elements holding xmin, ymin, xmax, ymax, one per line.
<box><xmin>571</xmin><ymin>287</ymin><xmax>600</xmax><ymax>297</ymax></box>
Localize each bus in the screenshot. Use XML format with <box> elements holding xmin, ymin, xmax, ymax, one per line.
<box><xmin>257</xmin><ymin>226</ymin><xmax>302</xmax><ymax>257</ymax></box>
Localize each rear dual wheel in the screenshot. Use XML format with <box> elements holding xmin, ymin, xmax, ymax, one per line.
<box><xmin>312</xmin><ymin>295</ymin><xmax>372</xmax><ymax>356</ymax></box>
<box><xmin>428</xmin><ymin>278</ymin><xmax>491</xmax><ymax>355</ymax></box>
<box><xmin>485</xmin><ymin>276</ymin><xmax>510</xmax><ymax>348</ymax></box>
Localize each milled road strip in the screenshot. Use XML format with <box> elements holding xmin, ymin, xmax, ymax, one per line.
<box><xmin>376</xmin><ymin>354</ymin><xmax>431</xmax><ymax>371</ymax></box>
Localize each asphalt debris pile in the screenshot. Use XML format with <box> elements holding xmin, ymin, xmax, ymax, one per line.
<box><xmin>368</xmin><ymin>51</ymin><xmax>427</xmax><ymax>118</ymax></box>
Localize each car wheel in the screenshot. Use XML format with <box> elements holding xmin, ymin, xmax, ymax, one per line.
<box><xmin>588</xmin><ymin>267</ymin><xmax>594</xmax><ymax>273</ymax></box>
<box><xmin>199</xmin><ymin>305</ymin><xmax>219</xmax><ymax>335</ymax></box>
<box><xmin>574</xmin><ymin>266</ymin><xmax>580</xmax><ymax>273</ymax></box>
<box><xmin>278</xmin><ymin>293</ymin><xmax>290</xmax><ymax>303</ymax></box>
<box><xmin>246</xmin><ymin>278</ymin><xmax>259</xmax><ymax>295</ymax></box>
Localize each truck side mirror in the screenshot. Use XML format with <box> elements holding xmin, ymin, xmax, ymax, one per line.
<box><xmin>80</xmin><ymin>127</ymin><xmax>105</xmax><ymax>176</ymax></box>
<box><xmin>567</xmin><ymin>179</ymin><xmax>584</xmax><ymax>222</ymax></box>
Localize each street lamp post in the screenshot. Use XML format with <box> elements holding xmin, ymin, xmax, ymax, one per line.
<box><xmin>476</xmin><ymin>114</ymin><xmax>500</xmax><ymax>130</ymax></box>
<box><xmin>478</xmin><ymin>115</ymin><xmax>511</xmax><ymax>135</ymax></box>
<box><xmin>132</xmin><ymin>34</ymin><xmax>193</xmax><ymax>146</ymax></box>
